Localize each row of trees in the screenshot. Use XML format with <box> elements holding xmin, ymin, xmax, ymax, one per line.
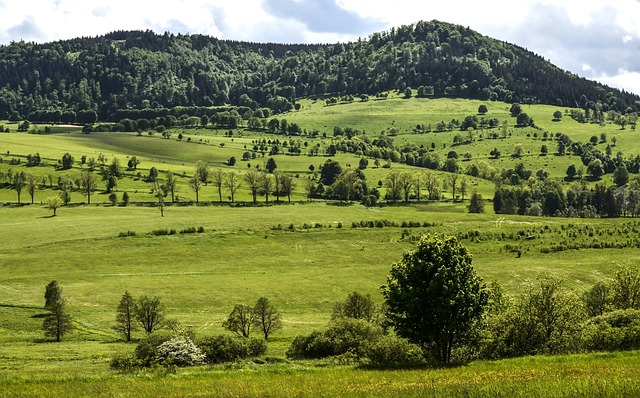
<box><xmin>43</xmin><ymin>283</ymin><xmax>283</xmax><ymax>345</ymax></box>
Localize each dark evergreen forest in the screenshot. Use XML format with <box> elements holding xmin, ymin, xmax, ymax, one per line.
<box><xmin>0</xmin><ymin>20</ymin><xmax>638</xmax><ymax>122</ymax></box>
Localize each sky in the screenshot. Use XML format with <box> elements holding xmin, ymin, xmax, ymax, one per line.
<box><xmin>0</xmin><ymin>0</ymin><xmax>639</xmax><ymax>96</ymax></box>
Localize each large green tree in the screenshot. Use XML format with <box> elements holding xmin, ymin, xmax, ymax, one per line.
<box><xmin>382</xmin><ymin>234</ymin><xmax>488</xmax><ymax>363</ymax></box>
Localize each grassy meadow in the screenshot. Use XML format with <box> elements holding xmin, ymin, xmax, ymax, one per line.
<box><xmin>1</xmin><ymin>96</ymin><xmax>640</xmax><ymax>395</ymax></box>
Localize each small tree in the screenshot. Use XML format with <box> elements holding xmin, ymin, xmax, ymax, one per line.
<box><xmin>552</xmin><ymin>110</ymin><xmax>562</xmax><ymax>121</ymax></box>
<box><xmin>42</xmin><ymin>281</ymin><xmax>73</xmax><ymax>342</ymax></box>
<box><xmin>224</xmin><ymin>171</ymin><xmax>241</xmax><ymax>203</ymax></box>
<box><xmin>468</xmin><ymin>192</ymin><xmax>485</xmax><ymax>213</ymax></box>
<box><xmin>115</xmin><ymin>291</ymin><xmax>137</xmax><ymax>342</ymax></box>
<box><xmin>265</xmin><ymin>157</ymin><xmax>278</xmax><ymax>173</ymax></box>
<box><xmin>46</xmin><ymin>196</ymin><xmax>63</xmax><ymax>216</ymax></box>
<box><xmin>382</xmin><ymin>234</ymin><xmax>488</xmax><ymax>363</ymax></box>
<box><xmin>60</xmin><ymin>153</ymin><xmax>75</xmax><ymax>169</ymax></box>
<box><xmin>189</xmin><ymin>172</ymin><xmax>202</xmax><ymax>204</ymax></box>
<box><xmin>478</xmin><ymin>105</ymin><xmax>488</xmax><ymax>115</ymax></box>
<box><xmin>26</xmin><ymin>172</ymin><xmax>39</xmax><ymax>204</ymax></box>
<box><xmin>121</xmin><ymin>191</ymin><xmax>130</xmax><ymax>206</ymax></box>
<box><xmin>332</xmin><ymin>291</ymin><xmax>379</xmax><ymax>323</ymax></box>
<box><xmin>79</xmin><ymin>170</ymin><xmax>97</xmax><ymax>204</ymax></box>
<box><xmin>252</xmin><ymin>297</ymin><xmax>283</xmax><ymax>341</ymax></box>
<box><xmin>163</xmin><ymin>171</ymin><xmax>179</xmax><ymax>203</ymax></box>
<box><xmin>135</xmin><ymin>295</ymin><xmax>165</xmax><ymax>334</ymax></box>
<box><xmin>223</xmin><ymin>304</ymin><xmax>255</xmax><ymax>338</ymax></box>
<box><xmin>211</xmin><ymin>169</ymin><xmax>225</xmax><ymax>202</ymax></box>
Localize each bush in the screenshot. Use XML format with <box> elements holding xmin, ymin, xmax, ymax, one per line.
<box><xmin>110</xmin><ymin>352</ymin><xmax>142</xmax><ymax>372</ymax></box>
<box><xmin>134</xmin><ymin>332</ymin><xmax>174</xmax><ymax>366</ymax></box>
<box><xmin>363</xmin><ymin>335</ymin><xmax>424</xmax><ymax>367</ymax></box>
<box><xmin>286</xmin><ymin>319</ymin><xmax>383</xmax><ymax>360</ymax></box>
<box><xmin>156</xmin><ymin>336</ymin><xmax>205</xmax><ymax>366</ymax></box>
<box><xmin>198</xmin><ymin>335</ymin><xmax>266</xmax><ymax>364</ymax></box>
<box><xmin>581</xmin><ymin>309</ymin><xmax>640</xmax><ymax>352</ymax></box>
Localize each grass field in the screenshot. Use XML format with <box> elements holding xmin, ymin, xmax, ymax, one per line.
<box><xmin>1</xmin><ymin>97</ymin><xmax>639</xmax><ymax>395</ymax></box>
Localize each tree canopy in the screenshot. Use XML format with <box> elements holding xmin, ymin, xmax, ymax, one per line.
<box><xmin>382</xmin><ymin>234</ymin><xmax>488</xmax><ymax>363</ymax></box>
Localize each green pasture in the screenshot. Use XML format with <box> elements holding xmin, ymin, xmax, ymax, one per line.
<box><xmin>1</xmin><ymin>98</ymin><xmax>640</xmax><ymax>395</ymax></box>
<box><xmin>1</xmin><ymin>203</ymin><xmax>638</xmax><ymax>379</ymax></box>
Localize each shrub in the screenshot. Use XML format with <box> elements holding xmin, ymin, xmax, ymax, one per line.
<box><xmin>134</xmin><ymin>332</ymin><xmax>174</xmax><ymax>366</ymax></box>
<box><xmin>156</xmin><ymin>336</ymin><xmax>205</xmax><ymax>366</ymax></box>
<box><xmin>363</xmin><ymin>335</ymin><xmax>424</xmax><ymax>367</ymax></box>
<box><xmin>581</xmin><ymin>309</ymin><xmax>640</xmax><ymax>352</ymax></box>
<box><xmin>118</xmin><ymin>230</ymin><xmax>136</xmax><ymax>237</ymax></box>
<box><xmin>286</xmin><ymin>319</ymin><xmax>383</xmax><ymax>360</ymax></box>
<box><xmin>110</xmin><ymin>352</ymin><xmax>142</xmax><ymax>372</ymax></box>
<box><xmin>198</xmin><ymin>335</ymin><xmax>266</xmax><ymax>364</ymax></box>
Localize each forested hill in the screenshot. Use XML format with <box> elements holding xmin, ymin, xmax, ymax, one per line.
<box><xmin>1</xmin><ymin>20</ymin><xmax>638</xmax><ymax>122</ymax></box>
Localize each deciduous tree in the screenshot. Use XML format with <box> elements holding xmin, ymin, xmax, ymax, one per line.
<box><xmin>382</xmin><ymin>234</ymin><xmax>488</xmax><ymax>363</ymax></box>
<box><xmin>115</xmin><ymin>291</ymin><xmax>137</xmax><ymax>342</ymax></box>
<box><xmin>223</xmin><ymin>304</ymin><xmax>255</xmax><ymax>338</ymax></box>
<box><xmin>252</xmin><ymin>297</ymin><xmax>282</xmax><ymax>341</ymax></box>
<box><xmin>135</xmin><ymin>295</ymin><xmax>165</xmax><ymax>335</ymax></box>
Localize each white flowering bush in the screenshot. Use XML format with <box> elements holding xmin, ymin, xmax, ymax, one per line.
<box><xmin>156</xmin><ymin>336</ymin><xmax>205</xmax><ymax>367</ymax></box>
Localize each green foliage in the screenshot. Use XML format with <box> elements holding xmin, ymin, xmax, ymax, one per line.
<box><xmin>42</xmin><ymin>281</ymin><xmax>73</xmax><ymax>342</ymax></box>
<box><xmin>382</xmin><ymin>234</ymin><xmax>488</xmax><ymax>363</ymax></box>
<box><xmin>252</xmin><ymin>297</ymin><xmax>282</xmax><ymax>341</ymax></box>
<box><xmin>197</xmin><ymin>335</ymin><xmax>266</xmax><ymax>364</ymax></box>
<box><xmin>286</xmin><ymin>318</ymin><xmax>383</xmax><ymax>360</ymax></box>
<box><xmin>331</xmin><ymin>291</ymin><xmax>380</xmax><ymax>324</ymax></box>
<box><xmin>363</xmin><ymin>335</ymin><xmax>425</xmax><ymax>367</ymax></box>
<box><xmin>135</xmin><ymin>295</ymin><xmax>166</xmax><ymax>334</ymax></box>
<box><xmin>581</xmin><ymin>309</ymin><xmax>640</xmax><ymax>351</ymax></box>
<box><xmin>223</xmin><ymin>304</ymin><xmax>255</xmax><ymax>338</ymax></box>
<box><xmin>114</xmin><ymin>291</ymin><xmax>137</xmax><ymax>342</ymax></box>
<box><xmin>480</xmin><ymin>276</ymin><xmax>585</xmax><ymax>359</ymax></box>
<box><xmin>610</xmin><ymin>266</ymin><xmax>640</xmax><ymax>310</ymax></box>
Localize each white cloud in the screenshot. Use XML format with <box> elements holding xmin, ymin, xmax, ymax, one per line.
<box><xmin>598</xmin><ymin>70</ymin><xmax>640</xmax><ymax>97</ymax></box>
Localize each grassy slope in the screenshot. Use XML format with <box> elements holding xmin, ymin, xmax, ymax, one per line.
<box><xmin>1</xmin><ymin>98</ymin><xmax>639</xmax><ymax>395</ymax></box>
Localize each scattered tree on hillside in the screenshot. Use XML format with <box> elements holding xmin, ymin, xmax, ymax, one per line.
<box><xmin>42</xmin><ymin>280</ymin><xmax>73</xmax><ymax>342</ymax></box>
<box><xmin>244</xmin><ymin>169</ymin><xmax>262</xmax><ymax>203</ymax></box>
<box><xmin>26</xmin><ymin>172</ymin><xmax>39</xmax><ymax>204</ymax></box>
<box><xmin>46</xmin><ymin>196</ymin><xmax>63</xmax><ymax>216</ymax></box>
<box><xmin>332</xmin><ymin>292</ymin><xmax>379</xmax><ymax>324</ymax></box>
<box><xmin>265</xmin><ymin>157</ymin><xmax>278</xmax><ymax>173</ymax></box>
<box><xmin>195</xmin><ymin>160</ymin><xmax>210</xmax><ymax>185</ymax></box>
<box><xmin>224</xmin><ymin>171</ymin><xmax>241</xmax><ymax>203</ymax></box>
<box><xmin>223</xmin><ymin>304</ymin><xmax>255</xmax><ymax>338</ymax></box>
<box><xmin>78</xmin><ymin>170</ymin><xmax>97</xmax><ymax>204</ymax></box>
<box><xmin>163</xmin><ymin>171</ymin><xmax>179</xmax><ymax>203</ymax></box>
<box><xmin>382</xmin><ymin>234</ymin><xmax>488</xmax><ymax>363</ymax></box>
<box><xmin>468</xmin><ymin>191</ymin><xmax>485</xmax><ymax>213</ymax></box>
<box><xmin>60</xmin><ymin>153</ymin><xmax>75</xmax><ymax>170</ymax></box>
<box><xmin>115</xmin><ymin>291</ymin><xmax>137</xmax><ymax>342</ymax></box>
<box><xmin>189</xmin><ymin>172</ymin><xmax>202</xmax><ymax>204</ymax></box>
<box><xmin>135</xmin><ymin>295</ymin><xmax>165</xmax><ymax>335</ymax></box>
<box><xmin>210</xmin><ymin>169</ymin><xmax>225</xmax><ymax>203</ymax></box>
<box><xmin>252</xmin><ymin>297</ymin><xmax>283</xmax><ymax>341</ymax></box>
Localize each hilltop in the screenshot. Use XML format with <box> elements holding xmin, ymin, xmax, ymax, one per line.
<box><xmin>0</xmin><ymin>20</ymin><xmax>638</xmax><ymax>122</ymax></box>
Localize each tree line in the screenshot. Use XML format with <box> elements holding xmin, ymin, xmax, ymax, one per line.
<box><xmin>1</xmin><ymin>21</ymin><xmax>638</xmax><ymax>123</ymax></box>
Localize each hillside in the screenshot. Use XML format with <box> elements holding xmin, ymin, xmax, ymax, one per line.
<box><xmin>0</xmin><ymin>20</ymin><xmax>638</xmax><ymax>122</ymax></box>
